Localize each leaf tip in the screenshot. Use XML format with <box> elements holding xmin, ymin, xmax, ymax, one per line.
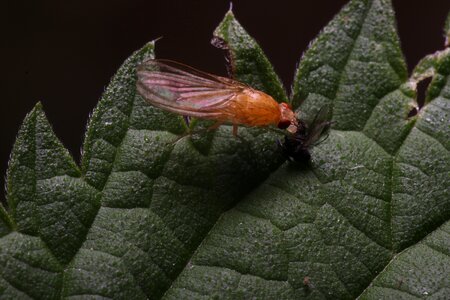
<box><xmin>217</xmin><ymin>5</ymin><xmax>237</xmax><ymax>31</ymax></box>
<box><xmin>18</xmin><ymin>102</ymin><xmax>45</xmax><ymax>128</ymax></box>
<box><xmin>142</xmin><ymin>39</ymin><xmax>157</xmax><ymax>53</ymax></box>
<box><xmin>32</xmin><ymin>101</ymin><xmax>44</xmax><ymax>113</ymax></box>
<box><xmin>28</xmin><ymin>102</ymin><xmax>51</xmax><ymax>126</ymax></box>
<box><xmin>213</xmin><ymin>7</ymin><xmax>242</xmax><ymax>47</ymax></box>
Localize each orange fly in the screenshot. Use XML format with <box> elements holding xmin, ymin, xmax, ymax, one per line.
<box><xmin>136</xmin><ymin>59</ymin><xmax>298</xmax><ymax>136</ymax></box>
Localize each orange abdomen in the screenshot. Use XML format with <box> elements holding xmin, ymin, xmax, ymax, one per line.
<box><xmin>222</xmin><ymin>89</ymin><xmax>281</xmax><ymax>126</ymax></box>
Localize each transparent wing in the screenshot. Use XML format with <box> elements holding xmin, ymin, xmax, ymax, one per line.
<box><xmin>136</xmin><ymin>59</ymin><xmax>246</xmax><ymax>118</ymax></box>
<box><xmin>304</xmin><ymin>105</ymin><xmax>333</xmax><ymax>147</ymax></box>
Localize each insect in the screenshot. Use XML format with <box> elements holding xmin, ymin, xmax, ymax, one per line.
<box><xmin>136</xmin><ymin>59</ymin><xmax>332</xmax><ymax>163</ymax></box>
<box><xmin>136</xmin><ymin>59</ymin><xmax>298</xmax><ymax>136</ymax></box>
<box><xmin>277</xmin><ymin>106</ymin><xmax>332</xmax><ymax>163</ymax></box>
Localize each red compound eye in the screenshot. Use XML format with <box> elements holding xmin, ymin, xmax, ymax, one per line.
<box><xmin>278</xmin><ymin>120</ymin><xmax>291</xmax><ymax>129</ymax></box>
<box><xmin>281</xmin><ymin>102</ymin><xmax>292</xmax><ymax>110</ymax></box>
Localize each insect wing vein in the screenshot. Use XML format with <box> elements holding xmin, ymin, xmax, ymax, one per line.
<box><xmin>137</xmin><ymin>59</ymin><xmax>244</xmax><ymax>117</ymax></box>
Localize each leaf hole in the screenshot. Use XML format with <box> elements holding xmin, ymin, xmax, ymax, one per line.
<box><xmin>407</xmin><ymin>106</ymin><xmax>418</xmax><ymax>118</ymax></box>
<box><xmin>416</xmin><ymin>76</ymin><xmax>432</xmax><ymax>109</ymax></box>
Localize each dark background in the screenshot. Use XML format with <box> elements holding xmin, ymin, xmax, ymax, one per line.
<box><xmin>1</xmin><ymin>0</ymin><xmax>449</xmax><ymax>201</ymax></box>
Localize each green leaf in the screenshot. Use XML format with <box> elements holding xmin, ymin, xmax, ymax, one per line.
<box><xmin>166</xmin><ymin>0</ymin><xmax>449</xmax><ymax>298</ymax></box>
<box><xmin>18</xmin><ymin>37</ymin><xmax>279</xmax><ymax>298</ymax></box>
<box><xmin>212</xmin><ymin>9</ymin><xmax>288</xmax><ymax>103</ymax></box>
<box><xmin>410</xmin><ymin>47</ymin><xmax>450</xmax><ymax>104</ymax></box>
<box><xmin>1</xmin><ymin>1</ymin><xmax>449</xmax><ymax>299</ymax></box>
<box><xmin>292</xmin><ymin>0</ymin><xmax>408</xmax><ymax>127</ymax></box>
<box><xmin>0</xmin><ymin>233</ymin><xmax>63</xmax><ymax>299</ymax></box>
<box><xmin>391</xmin><ymin>48</ymin><xmax>450</xmax><ymax>251</ymax></box>
<box><xmin>2</xmin><ymin>37</ymin><xmax>283</xmax><ymax>298</ymax></box>
<box><xmin>5</xmin><ymin>103</ymin><xmax>100</xmax><ymax>264</ymax></box>
<box><xmin>359</xmin><ymin>221</ymin><xmax>450</xmax><ymax>299</ymax></box>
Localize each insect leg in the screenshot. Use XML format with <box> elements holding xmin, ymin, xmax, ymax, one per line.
<box><xmin>232</xmin><ymin>124</ymin><xmax>239</xmax><ymax>136</ymax></box>
<box><xmin>207</xmin><ymin>121</ymin><xmax>224</xmax><ymax>131</ymax></box>
<box><xmin>183</xmin><ymin>115</ymin><xmax>191</xmax><ymax>127</ymax></box>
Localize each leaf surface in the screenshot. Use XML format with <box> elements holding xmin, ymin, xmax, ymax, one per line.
<box><xmin>5</xmin><ymin>103</ymin><xmax>100</xmax><ymax>264</ymax></box>
<box><xmin>359</xmin><ymin>221</ymin><xmax>450</xmax><ymax>299</ymax></box>
<box><xmin>0</xmin><ymin>1</ymin><xmax>449</xmax><ymax>299</ymax></box>
<box><xmin>165</xmin><ymin>0</ymin><xmax>449</xmax><ymax>298</ymax></box>
<box><xmin>1</xmin><ymin>28</ymin><xmax>286</xmax><ymax>297</ymax></box>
